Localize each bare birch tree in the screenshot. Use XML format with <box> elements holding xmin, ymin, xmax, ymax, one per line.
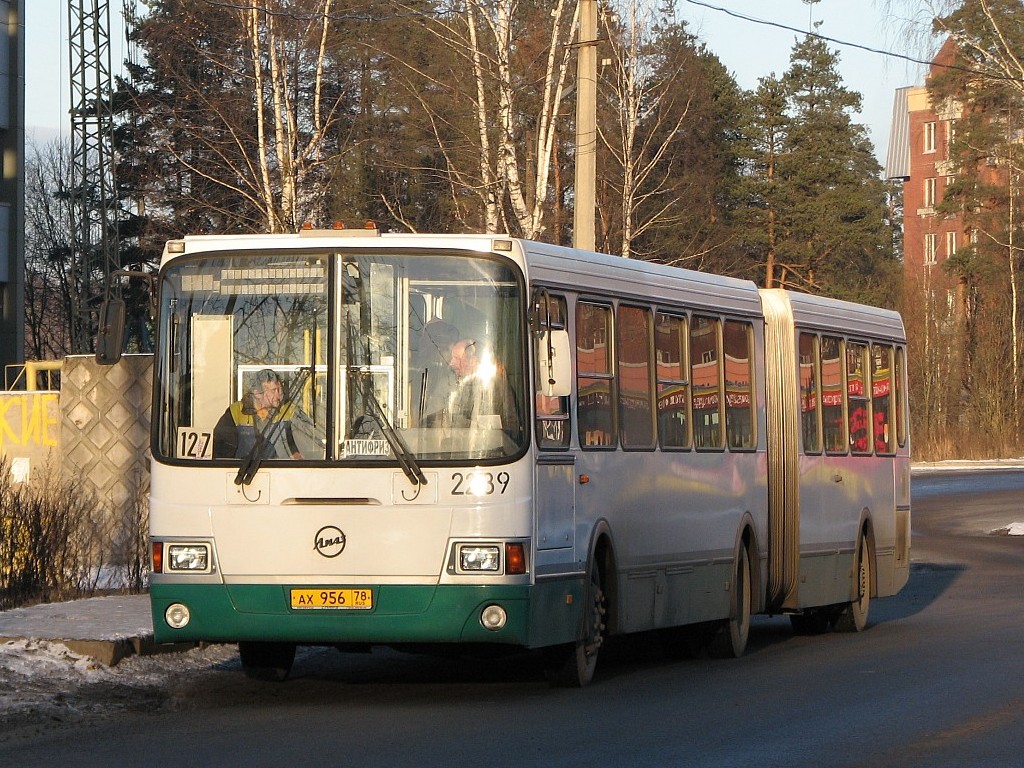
<box><xmin>597</xmin><ymin>0</ymin><xmax>690</xmax><ymax>258</ymax></box>
<box><xmin>130</xmin><ymin>0</ymin><xmax>346</xmax><ymax>234</ymax></box>
<box><xmin>395</xmin><ymin>0</ymin><xmax>577</xmax><ymax>238</ymax></box>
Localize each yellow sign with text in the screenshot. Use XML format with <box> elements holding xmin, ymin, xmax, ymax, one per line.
<box><xmin>0</xmin><ymin>393</ymin><xmax>60</xmax><ymax>449</ymax></box>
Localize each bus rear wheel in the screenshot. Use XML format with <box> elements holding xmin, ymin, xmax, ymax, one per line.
<box><xmin>239</xmin><ymin>641</ymin><xmax>296</xmax><ymax>681</ymax></box>
<box><xmin>546</xmin><ymin>560</ymin><xmax>606</xmax><ymax>687</ymax></box>
<box><xmin>709</xmin><ymin>544</ymin><xmax>752</xmax><ymax>659</ymax></box>
<box><xmin>834</xmin><ymin>534</ymin><xmax>871</xmax><ymax>633</ymax></box>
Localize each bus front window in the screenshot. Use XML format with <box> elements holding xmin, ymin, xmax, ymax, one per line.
<box><xmin>342</xmin><ymin>253</ymin><xmax>526</xmax><ymax>462</ymax></box>
<box><xmin>155</xmin><ymin>250</ymin><xmax>526</xmax><ymax>465</ymax></box>
<box><xmin>156</xmin><ymin>254</ymin><xmax>329</xmax><ymax>463</ymax></box>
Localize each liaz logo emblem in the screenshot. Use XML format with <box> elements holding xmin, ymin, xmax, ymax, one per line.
<box><xmin>314</xmin><ymin>525</ymin><xmax>347</xmax><ymax>558</ymax></box>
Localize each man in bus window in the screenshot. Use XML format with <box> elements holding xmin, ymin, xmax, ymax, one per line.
<box><xmin>416</xmin><ymin>320</ymin><xmax>461</xmax><ymax>426</ymax></box>
<box><xmin>448</xmin><ymin>338</ymin><xmax>521</xmax><ymax>439</ymax></box>
<box><xmin>213</xmin><ymin>369</ymin><xmax>302</xmax><ymax>460</ymax></box>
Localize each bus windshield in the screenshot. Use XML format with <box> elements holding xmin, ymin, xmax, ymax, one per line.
<box><xmin>154</xmin><ymin>249</ymin><xmax>526</xmax><ymax>465</ymax></box>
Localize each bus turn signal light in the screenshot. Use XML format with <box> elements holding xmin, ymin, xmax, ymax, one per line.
<box><xmin>152</xmin><ymin>542</ymin><xmax>163</xmax><ymax>573</ymax></box>
<box><xmin>505</xmin><ymin>542</ymin><xmax>526</xmax><ymax>575</ymax></box>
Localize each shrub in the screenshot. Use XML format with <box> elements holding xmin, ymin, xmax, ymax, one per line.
<box><xmin>0</xmin><ymin>457</ymin><xmax>149</xmax><ymax>609</ymax></box>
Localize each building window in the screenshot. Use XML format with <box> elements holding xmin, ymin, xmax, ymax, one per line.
<box><xmin>924</xmin><ymin>177</ymin><xmax>937</xmax><ymax>208</ymax></box>
<box><xmin>924</xmin><ymin>233</ymin><xmax>938</xmax><ymax>265</ymax></box>
<box><xmin>946</xmin><ymin>231</ymin><xmax>957</xmax><ymax>258</ymax></box>
<box><xmin>923</xmin><ymin>121</ymin><xmax>937</xmax><ymax>153</ymax></box>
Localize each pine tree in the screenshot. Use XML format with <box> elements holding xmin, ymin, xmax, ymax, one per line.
<box><xmin>773</xmin><ymin>37</ymin><xmax>896</xmax><ymax>302</ymax></box>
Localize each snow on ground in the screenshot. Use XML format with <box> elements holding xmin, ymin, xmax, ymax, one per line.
<box><xmin>0</xmin><ymin>637</ymin><xmax>240</xmax><ymax>740</ymax></box>
<box><xmin>911</xmin><ymin>458</ymin><xmax>1024</xmax><ymax>473</ymax></box>
<box><xmin>993</xmin><ymin>522</ymin><xmax>1024</xmax><ymax>536</ymax></box>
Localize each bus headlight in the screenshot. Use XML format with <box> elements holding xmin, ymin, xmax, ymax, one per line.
<box><xmin>459</xmin><ymin>545</ymin><xmax>500</xmax><ymax>571</ymax></box>
<box><xmin>166</xmin><ymin>544</ymin><xmax>211</xmax><ymax>572</ymax></box>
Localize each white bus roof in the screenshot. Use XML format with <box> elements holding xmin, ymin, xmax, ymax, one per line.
<box><xmin>760</xmin><ymin>288</ymin><xmax>905</xmax><ymax>342</ymax></box>
<box><xmin>519</xmin><ymin>240</ymin><xmax>763</xmax><ymax>317</ymax></box>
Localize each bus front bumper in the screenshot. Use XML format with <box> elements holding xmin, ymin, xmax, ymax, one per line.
<box><xmin>150</xmin><ymin>580</ymin><xmax>583</xmax><ymax>649</ymax></box>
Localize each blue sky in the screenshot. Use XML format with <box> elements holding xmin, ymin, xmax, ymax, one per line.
<box><xmin>26</xmin><ymin>0</ymin><xmax>934</xmax><ymax>163</ymax></box>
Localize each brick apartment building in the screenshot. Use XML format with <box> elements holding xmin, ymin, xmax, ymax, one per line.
<box><xmin>886</xmin><ymin>39</ymin><xmax>965</xmax><ymax>307</ymax></box>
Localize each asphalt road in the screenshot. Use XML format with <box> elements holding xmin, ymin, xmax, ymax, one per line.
<box><xmin>3</xmin><ymin>470</ymin><xmax>1024</xmax><ymax>767</ymax></box>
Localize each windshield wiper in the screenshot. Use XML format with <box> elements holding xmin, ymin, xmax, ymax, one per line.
<box><xmin>349</xmin><ymin>369</ymin><xmax>427</xmax><ymax>487</ymax></box>
<box><xmin>235</xmin><ymin>365</ymin><xmax>313</xmax><ymax>486</ymax></box>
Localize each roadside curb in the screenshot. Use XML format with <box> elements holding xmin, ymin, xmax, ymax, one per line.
<box><xmin>0</xmin><ymin>594</ymin><xmax>197</xmax><ymax>667</ymax></box>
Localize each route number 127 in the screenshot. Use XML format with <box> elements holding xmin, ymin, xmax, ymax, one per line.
<box><xmin>177</xmin><ymin>428</ymin><xmax>213</xmax><ymax>459</ymax></box>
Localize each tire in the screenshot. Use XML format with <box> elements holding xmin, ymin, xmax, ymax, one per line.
<box><xmin>834</xmin><ymin>533</ymin><xmax>871</xmax><ymax>633</ymax></box>
<box><xmin>709</xmin><ymin>544</ymin><xmax>752</xmax><ymax>659</ymax></box>
<box><xmin>546</xmin><ymin>559</ymin><xmax>607</xmax><ymax>687</ymax></box>
<box><xmin>239</xmin><ymin>641</ymin><xmax>296</xmax><ymax>681</ymax></box>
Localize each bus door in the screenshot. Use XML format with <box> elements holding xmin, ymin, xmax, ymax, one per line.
<box><xmin>536</xmin><ymin>455</ymin><xmax>575</xmax><ymax>552</ymax></box>
<box><xmin>808</xmin><ymin>336</ymin><xmax>868</xmax><ymax>605</ymax></box>
<box><xmin>533</xmin><ymin>291</ymin><xmax>575</xmax><ymax>557</ymax></box>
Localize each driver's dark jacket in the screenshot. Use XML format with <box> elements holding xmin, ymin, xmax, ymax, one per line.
<box><xmin>213</xmin><ymin>401</ymin><xmax>300</xmax><ymax>459</ymax></box>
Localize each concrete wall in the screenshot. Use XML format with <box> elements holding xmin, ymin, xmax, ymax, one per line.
<box><xmin>59</xmin><ymin>355</ymin><xmax>153</xmax><ymax>512</ymax></box>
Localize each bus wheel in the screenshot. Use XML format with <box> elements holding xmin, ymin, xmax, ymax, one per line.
<box><xmin>834</xmin><ymin>534</ymin><xmax>871</xmax><ymax>632</ymax></box>
<box><xmin>545</xmin><ymin>560</ymin><xmax>606</xmax><ymax>687</ymax></box>
<box><xmin>709</xmin><ymin>544</ymin><xmax>752</xmax><ymax>659</ymax></box>
<box><xmin>239</xmin><ymin>641</ymin><xmax>296</xmax><ymax>681</ymax></box>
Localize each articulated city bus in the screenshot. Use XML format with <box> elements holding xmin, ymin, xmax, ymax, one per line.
<box><xmin>141</xmin><ymin>229</ymin><xmax>910</xmax><ymax>685</ymax></box>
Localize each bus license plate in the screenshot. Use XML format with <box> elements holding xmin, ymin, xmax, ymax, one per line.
<box><xmin>290</xmin><ymin>588</ymin><xmax>373</xmax><ymax>610</ymax></box>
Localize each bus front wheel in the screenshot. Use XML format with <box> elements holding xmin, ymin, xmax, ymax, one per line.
<box><xmin>239</xmin><ymin>641</ymin><xmax>296</xmax><ymax>681</ymax></box>
<box><xmin>545</xmin><ymin>560</ymin><xmax>607</xmax><ymax>687</ymax></box>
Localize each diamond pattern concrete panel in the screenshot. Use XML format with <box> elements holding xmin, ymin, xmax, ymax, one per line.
<box><xmin>61</xmin><ymin>355</ymin><xmax>153</xmax><ymax>522</ymax></box>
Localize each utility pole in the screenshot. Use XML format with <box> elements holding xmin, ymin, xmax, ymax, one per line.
<box><xmin>573</xmin><ymin>0</ymin><xmax>597</xmax><ymax>252</ymax></box>
<box><xmin>67</xmin><ymin>0</ymin><xmax>121</xmax><ymax>353</ymax></box>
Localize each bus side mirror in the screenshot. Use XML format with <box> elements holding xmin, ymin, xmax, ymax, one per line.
<box><xmin>95</xmin><ymin>297</ymin><xmax>126</xmax><ymax>365</ymax></box>
<box><xmin>537</xmin><ymin>329</ymin><xmax>571</xmax><ymax>397</ymax></box>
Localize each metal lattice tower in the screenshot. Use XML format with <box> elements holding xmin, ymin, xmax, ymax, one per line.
<box><xmin>67</xmin><ymin>0</ymin><xmax>121</xmax><ymax>353</ymax></box>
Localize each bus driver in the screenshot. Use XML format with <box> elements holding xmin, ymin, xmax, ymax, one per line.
<box><xmin>213</xmin><ymin>368</ymin><xmax>302</xmax><ymax>460</ymax></box>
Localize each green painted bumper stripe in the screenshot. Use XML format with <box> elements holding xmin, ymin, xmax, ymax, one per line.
<box><xmin>151</xmin><ymin>580</ymin><xmax>584</xmax><ymax>649</ymax></box>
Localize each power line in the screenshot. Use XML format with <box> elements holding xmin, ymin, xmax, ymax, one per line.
<box><xmin>682</xmin><ymin>0</ymin><xmax>1024</xmax><ymax>84</ymax></box>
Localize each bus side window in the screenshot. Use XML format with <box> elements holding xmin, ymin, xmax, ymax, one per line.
<box><xmin>576</xmin><ymin>302</ymin><xmax>616</xmax><ymax>449</ymax></box>
<box><xmin>847</xmin><ymin>342</ymin><xmax>871</xmax><ymax>455</ymax></box>
<box><xmin>655</xmin><ymin>313</ymin><xmax>690</xmax><ymax>449</ymax></box>
<box><xmin>617</xmin><ymin>305</ymin><xmax>655</xmax><ymax>449</ymax></box>
<box><xmin>873</xmin><ymin>344</ymin><xmax>895</xmax><ymax>455</ymax></box>
<box><xmin>535</xmin><ymin>293</ymin><xmax>570</xmax><ymax>449</ymax></box>
<box><xmin>724</xmin><ymin>320</ymin><xmax>755</xmax><ymax>450</ymax></box>
<box><xmin>821</xmin><ymin>335</ymin><xmax>847</xmax><ymax>454</ymax></box>
<box><xmin>895</xmin><ymin>346</ymin><xmax>908</xmax><ymax>449</ymax></box>
<box><xmin>690</xmin><ymin>316</ymin><xmax>723</xmax><ymax>450</ymax></box>
<box><xmin>799</xmin><ymin>333</ymin><xmax>822</xmax><ymax>454</ymax></box>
